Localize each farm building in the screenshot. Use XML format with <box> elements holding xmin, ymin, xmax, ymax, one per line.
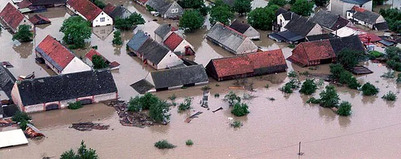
<box><xmin>67</xmin><ymin>0</ymin><xmax>113</xmax><ymax>27</ymax></box>
<box><xmin>0</xmin><ymin>66</ymin><xmax>16</xmax><ymax>100</ymax></box>
<box><xmin>35</xmin><ymin>35</ymin><xmax>91</xmax><ymax>74</ymax></box>
<box><xmin>163</xmin><ymin>32</ymin><xmax>195</xmax><ymax>56</ymax></box>
<box><xmin>0</xmin><ymin>3</ymin><xmax>34</xmax><ymax>33</ymax></box>
<box><xmin>229</xmin><ymin>20</ymin><xmax>260</xmax><ymax>40</ymax></box>
<box><xmin>206</xmin><ymin>49</ymin><xmax>287</xmax><ymax>81</ymax></box>
<box><xmin>145</xmin><ymin>0</ymin><xmax>183</xmax><ymax>19</ymax></box>
<box><xmin>11</xmin><ymin>69</ymin><xmax>118</xmax><ymax>113</ymax></box>
<box><xmin>346</xmin><ymin>6</ymin><xmax>388</xmax><ymax>31</ymax></box>
<box><xmin>206</xmin><ymin>22</ymin><xmax>258</xmax><ymax>54</ymax></box>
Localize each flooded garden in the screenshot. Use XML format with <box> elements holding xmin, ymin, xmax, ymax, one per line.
<box><xmin>1</xmin><ymin>0</ymin><xmax>401</xmax><ymax>158</ymax></box>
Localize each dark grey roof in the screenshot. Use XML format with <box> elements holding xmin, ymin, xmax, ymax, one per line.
<box><xmin>270</xmin><ymin>30</ymin><xmax>304</xmax><ymax>42</ymax></box>
<box><xmin>0</xmin><ymin>66</ymin><xmax>16</xmax><ymax>99</ymax></box>
<box><xmin>306</xmin><ymin>33</ymin><xmax>335</xmax><ymax>41</ymax></box>
<box><xmin>17</xmin><ymin>69</ymin><xmax>117</xmax><ymax>106</ymax></box>
<box><xmin>229</xmin><ymin>20</ymin><xmax>250</xmax><ymax>34</ymax></box>
<box><xmin>130</xmin><ymin>79</ymin><xmax>154</xmax><ymax>94</ymax></box>
<box><xmin>2</xmin><ymin>104</ymin><xmax>19</xmax><ymax>118</ymax></box>
<box><xmin>30</xmin><ymin>0</ymin><xmax>66</xmax><ymax>6</ymax></box>
<box><xmin>154</xmin><ymin>24</ymin><xmax>172</xmax><ymax>39</ymax></box>
<box><xmin>351</xmin><ymin>9</ymin><xmax>380</xmax><ymax>24</ymax></box>
<box><xmin>0</xmin><ymin>106</ymin><xmax>3</xmax><ymax>117</ymax></box>
<box><xmin>374</xmin><ymin>22</ymin><xmax>389</xmax><ymax>31</ymax></box>
<box><xmin>110</xmin><ymin>6</ymin><xmax>132</xmax><ymax>19</ymax></box>
<box><xmin>146</xmin><ymin>0</ymin><xmax>171</xmax><ymax>14</ymax></box>
<box><xmin>329</xmin><ymin>35</ymin><xmax>365</xmax><ymax>55</ymax></box>
<box><xmin>341</xmin><ymin>0</ymin><xmax>371</xmax><ymax>5</ymax></box>
<box><xmin>276</xmin><ymin>8</ymin><xmax>288</xmax><ymax>17</ymax></box>
<box><xmin>138</xmin><ymin>38</ymin><xmax>170</xmax><ymax>65</ymax></box>
<box><xmin>127</xmin><ymin>30</ymin><xmax>150</xmax><ymax>52</ymax></box>
<box><xmin>151</xmin><ymin>65</ymin><xmax>208</xmax><ymax>89</ymax></box>
<box><xmin>310</xmin><ymin>10</ymin><xmax>346</xmax><ymax>30</ymax></box>
<box><xmin>285</xmin><ymin>15</ymin><xmax>317</xmax><ymax>37</ymax></box>
<box><xmin>379</xmin><ymin>40</ymin><xmax>395</xmax><ymax>46</ymax></box>
<box><xmin>207</xmin><ymin>22</ymin><xmax>247</xmax><ymax>52</ymax></box>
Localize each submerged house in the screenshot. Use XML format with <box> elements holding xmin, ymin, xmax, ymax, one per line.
<box><xmin>206</xmin><ymin>49</ymin><xmax>288</xmax><ymax>81</ymax></box>
<box><xmin>127</xmin><ymin>31</ymin><xmax>183</xmax><ymax>69</ymax></box>
<box><xmin>207</xmin><ymin>22</ymin><xmax>258</xmax><ymax>54</ymax></box>
<box><xmin>11</xmin><ymin>70</ymin><xmax>118</xmax><ymax>113</ymax></box>
<box><xmin>163</xmin><ymin>32</ymin><xmax>195</xmax><ymax>56</ymax></box>
<box><xmin>289</xmin><ymin>35</ymin><xmax>365</xmax><ymax>66</ymax></box>
<box><xmin>346</xmin><ymin>6</ymin><xmax>388</xmax><ymax>31</ymax></box>
<box><xmin>154</xmin><ymin>23</ymin><xmax>177</xmax><ymax>42</ymax></box>
<box><xmin>310</xmin><ymin>10</ymin><xmax>352</xmax><ymax>31</ymax></box>
<box><xmin>0</xmin><ymin>3</ymin><xmax>34</xmax><ymax>33</ymax></box>
<box><xmin>132</xmin><ymin>65</ymin><xmax>209</xmax><ymax>93</ymax></box>
<box><xmin>103</xmin><ymin>3</ymin><xmax>132</xmax><ymax>20</ymax></box>
<box><xmin>229</xmin><ymin>20</ymin><xmax>260</xmax><ymax>40</ymax></box>
<box><xmin>328</xmin><ymin>0</ymin><xmax>372</xmax><ymax>17</ymax></box>
<box><xmin>35</xmin><ymin>35</ymin><xmax>91</xmax><ymax>74</ymax></box>
<box><xmin>67</xmin><ymin>0</ymin><xmax>113</xmax><ymax>27</ymax></box>
<box><xmin>145</xmin><ymin>0</ymin><xmax>183</xmax><ymax>19</ymax></box>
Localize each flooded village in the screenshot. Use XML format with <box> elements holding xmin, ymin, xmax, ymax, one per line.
<box><xmin>1</xmin><ymin>0</ymin><xmax>401</xmax><ymax>158</ymax></box>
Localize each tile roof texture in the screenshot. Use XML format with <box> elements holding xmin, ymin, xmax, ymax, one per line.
<box><xmin>17</xmin><ymin>0</ymin><xmax>32</xmax><ymax>8</ymax></box>
<box><xmin>146</xmin><ymin>0</ymin><xmax>171</xmax><ymax>14</ymax></box>
<box><xmin>294</xmin><ymin>40</ymin><xmax>336</xmax><ymax>61</ymax></box>
<box><xmin>0</xmin><ymin>3</ymin><xmax>26</xmax><ymax>31</ymax></box>
<box><xmin>85</xmin><ymin>49</ymin><xmax>103</xmax><ymax>61</ymax></box>
<box><xmin>127</xmin><ymin>30</ymin><xmax>150</xmax><ymax>51</ymax></box>
<box><xmin>0</xmin><ymin>66</ymin><xmax>16</xmax><ymax>99</ymax></box>
<box><xmin>29</xmin><ymin>14</ymin><xmax>51</xmax><ymax>25</ymax></box>
<box><xmin>154</xmin><ymin>24</ymin><xmax>173</xmax><ymax>39</ymax></box>
<box><xmin>67</xmin><ymin>0</ymin><xmax>102</xmax><ymax>21</ymax></box>
<box><xmin>138</xmin><ymin>38</ymin><xmax>171</xmax><ymax>64</ymax></box>
<box><xmin>109</xmin><ymin>5</ymin><xmax>132</xmax><ymax>19</ymax></box>
<box><xmin>103</xmin><ymin>3</ymin><xmax>116</xmax><ymax>15</ymax></box>
<box><xmin>285</xmin><ymin>15</ymin><xmax>317</xmax><ymax>37</ymax></box>
<box><xmin>373</xmin><ymin>22</ymin><xmax>389</xmax><ymax>31</ymax></box>
<box><xmin>351</xmin><ymin>6</ymin><xmax>380</xmax><ymax>24</ymax></box>
<box><xmin>229</xmin><ymin>20</ymin><xmax>251</xmax><ymax>34</ymax></box>
<box><xmin>358</xmin><ymin>33</ymin><xmax>382</xmax><ymax>43</ymax></box>
<box><xmin>329</xmin><ymin>35</ymin><xmax>365</xmax><ymax>55</ymax></box>
<box><xmin>35</xmin><ymin>35</ymin><xmax>75</xmax><ymax>72</ymax></box>
<box><xmin>151</xmin><ymin>65</ymin><xmax>208</xmax><ymax>89</ymax></box>
<box><xmin>163</xmin><ymin>32</ymin><xmax>183</xmax><ymax>51</ymax></box>
<box><xmin>246</xmin><ymin>49</ymin><xmax>287</xmax><ymax>69</ymax></box>
<box><xmin>30</xmin><ymin>0</ymin><xmax>66</xmax><ymax>6</ymax></box>
<box><xmin>17</xmin><ymin>69</ymin><xmax>117</xmax><ymax>106</ymax></box>
<box><xmin>310</xmin><ymin>10</ymin><xmax>349</xmax><ymax>30</ymax></box>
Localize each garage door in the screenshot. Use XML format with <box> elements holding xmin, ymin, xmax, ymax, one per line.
<box><xmin>46</xmin><ymin>104</ymin><xmax>59</xmax><ymax>111</ymax></box>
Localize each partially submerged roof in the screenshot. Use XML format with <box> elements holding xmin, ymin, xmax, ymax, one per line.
<box><xmin>246</xmin><ymin>49</ymin><xmax>287</xmax><ymax>69</ymax></box>
<box><xmin>0</xmin><ymin>66</ymin><xmax>16</xmax><ymax>99</ymax></box>
<box><xmin>285</xmin><ymin>15</ymin><xmax>318</xmax><ymax>37</ymax></box>
<box><xmin>85</xmin><ymin>49</ymin><xmax>103</xmax><ymax>61</ymax></box>
<box><xmin>310</xmin><ymin>10</ymin><xmax>349</xmax><ymax>30</ymax></box>
<box><xmin>67</xmin><ymin>0</ymin><xmax>102</xmax><ymax>21</ymax></box>
<box><xmin>103</xmin><ymin>3</ymin><xmax>116</xmax><ymax>15</ymax></box>
<box><xmin>130</xmin><ymin>79</ymin><xmax>154</xmax><ymax>94</ymax></box>
<box><xmin>359</xmin><ymin>33</ymin><xmax>382</xmax><ymax>43</ymax></box>
<box><xmin>127</xmin><ymin>30</ymin><xmax>150</xmax><ymax>51</ymax></box>
<box><xmin>17</xmin><ymin>69</ymin><xmax>117</xmax><ymax>106</ymax></box>
<box><xmin>373</xmin><ymin>22</ymin><xmax>389</xmax><ymax>31</ymax></box>
<box><xmin>306</xmin><ymin>34</ymin><xmax>335</xmax><ymax>41</ymax></box>
<box><xmin>163</xmin><ymin>32</ymin><xmax>183</xmax><ymax>51</ymax></box>
<box><xmin>294</xmin><ymin>40</ymin><xmax>336</xmax><ymax>61</ymax></box>
<box><xmin>329</xmin><ymin>35</ymin><xmax>365</xmax><ymax>54</ymax></box>
<box><xmin>146</xmin><ymin>0</ymin><xmax>172</xmax><ymax>14</ymax></box>
<box><xmin>207</xmin><ymin>22</ymin><xmax>252</xmax><ymax>53</ymax></box>
<box><xmin>35</xmin><ymin>35</ymin><xmax>76</xmax><ymax>72</ymax></box>
<box><xmin>209</xmin><ymin>56</ymin><xmax>254</xmax><ymax>78</ymax></box>
<box><xmin>17</xmin><ymin>0</ymin><xmax>32</xmax><ymax>8</ymax></box>
<box><xmin>270</xmin><ymin>30</ymin><xmax>304</xmax><ymax>42</ymax></box>
<box><xmin>30</xmin><ymin>0</ymin><xmax>66</xmax><ymax>6</ymax></box>
<box><xmin>109</xmin><ymin>5</ymin><xmax>132</xmax><ymax>19</ymax></box>
<box><xmin>0</xmin><ymin>3</ymin><xmax>26</xmax><ymax>31</ymax></box>
<box><xmin>151</xmin><ymin>65</ymin><xmax>209</xmax><ymax>89</ymax></box>
<box><xmin>0</xmin><ymin>129</ymin><xmax>28</xmax><ymax>148</ymax></box>
<box><xmin>229</xmin><ymin>20</ymin><xmax>251</xmax><ymax>34</ymax></box>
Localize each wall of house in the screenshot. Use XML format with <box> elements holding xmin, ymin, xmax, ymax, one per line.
<box><xmin>277</xmin><ymin>14</ymin><xmax>289</xmax><ymax>32</ymax></box>
<box><xmin>163</xmin><ymin>2</ymin><xmax>183</xmax><ymax>19</ymax></box>
<box><xmin>10</xmin><ymin>83</ymin><xmax>23</xmax><ymax>111</ymax></box>
<box><xmin>94</xmin><ymin>92</ymin><xmax>117</xmax><ymax>102</ymax></box>
<box><xmin>174</xmin><ymin>40</ymin><xmax>193</xmax><ymax>53</ymax></box>
<box><xmin>61</xmin><ymin>57</ymin><xmax>92</xmax><ymax>74</ymax></box>
<box><xmin>24</xmin><ymin>103</ymin><xmax>44</xmax><ymax>113</ymax></box>
<box><xmin>157</xmin><ymin>51</ymin><xmax>184</xmax><ymax>69</ymax></box>
<box><xmin>93</xmin><ymin>12</ymin><xmax>113</xmax><ymax>27</ymax></box>
<box><xmin>244</xmin><ymin>27</ymin><xmax>260</xmax><ymax>40</ymax></box>
<box><xmin>60</xmin><ymin>99</ymin><xmax>77</xmax><ymax>108</ymax></box>
<box><xmin>83</xmin><ymin>58</ymin><xmax>94</xmax><ymax>67</ymax></box>
<box><xmin>376</xmin><ymin>16</ymin><xmax>386</xmax><ymax>24</ymax></box>
<box><xmin>236</xmin><ymin>38</ymin><xmax>258</xmax><ymax>54</ymax></box>
<box><xmin>306</xmin><ymin>24</ymin><xmax>323</xmax><ymax>36</ymax></box>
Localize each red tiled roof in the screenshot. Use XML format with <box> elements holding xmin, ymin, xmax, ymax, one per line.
<box><xmin>352</xmin><ymin>6</ymin><xmax>366</xmax><ymax>12</ymax></box>
<box><xmin>246</xmin><ymin>49</ymin><xmax>287</xmax><ymax>69</ymax></box>
<box><xmin>0</xmin><ymin>3</ymin><xmax>25</xmax><ymax>31</ymax></box>
<box><xmin>164</xmin><ymin>32</ymin><xmax>183</xmax><ymax>51</ymax></box>
<box><xmin>211</xmin><ymin>56</ymin><xmax>254</xmax><ymax>78</ymax></box>
<box><xmin>296</xmin><ymin>40</ymin><xmax>335</xmax><ymax>61</ymax></box>
<box><xmin>29</xmin><ymin>14</ymin><xmax>51</xmax><ymax>24</ymax></box>
<box><xmin>359</xmin><ymin>33</ymin><xmax>381</xmax><ymax>43</ymax></box>
<box><xmin>17</xmin><ymin>0</ymin><xmax>32</xmax><ymax>8</ymax></box>
<box><xmin>67</xmin><ymin>0</ymin><xmax>102</xmax><ymax>21</ymax></box>
<box><xmin>36</xmin><ymin>35</ymin><xmax>75</xmax><ymax>69</ymax></box>
<box><xmin>85</xmin><ymin>49</ymin><xmax>103</xmax><ymax>61</ymax></box>
<box><xmin>103</xmin><ymin>3</ymin><xmax>116</xmax><ymax>15</ymax></box>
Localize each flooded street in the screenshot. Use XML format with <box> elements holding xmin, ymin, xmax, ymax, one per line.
<box><xmin>1</xmin><ymin>0</ymin><xmax>401</xmax><ymax>158</ymax></box>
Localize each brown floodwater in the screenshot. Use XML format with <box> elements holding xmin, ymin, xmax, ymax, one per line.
<box><xmin>1</xmin><ymin>0</ymin><xmax>401</xmax><ymax>158</ymax></box>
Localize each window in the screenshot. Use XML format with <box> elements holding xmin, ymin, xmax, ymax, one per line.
<box><xmin>171</xmin><ymin>8</ymin><xmax>178</xmax><ymax>13</ymax></box>
<box><xmin>100</xmin><ymin>17</ymin><xmax>105</xmax><ymax>22</ymax></box>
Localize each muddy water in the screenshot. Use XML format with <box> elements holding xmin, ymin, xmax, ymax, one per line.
<box><xmin>2</xmin><ymin>0</ymin><xmax>401</xmax><ymax>158</ymax></box>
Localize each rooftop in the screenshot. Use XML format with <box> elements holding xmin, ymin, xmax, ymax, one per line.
<box><xmin>67</xmin><ymin>0</ymin><xmax>102</xmax><ymax>21</ymax></box>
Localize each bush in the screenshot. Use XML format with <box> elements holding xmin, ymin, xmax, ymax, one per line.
<box><xmin>397</xmin><ymin>73</ymin><xmax>401</xmax><ymax>83</ymax></box>
<box><xmin>128</xmin><ymin>96</ymin><xmax>142</xmax><ymax>112</ymax></box>
<box><xmin>382</xmin><ymin>91</ymin><xmax>397</xmax><ymax>101</ymax></box>
<box><xmin>291</xmin><ymin>0</ymin><xmax>314</xmax><ymax>16</ymax></box>
<box><xmin>337</xmin><ymin>101</ymin><xmax>352</xmax><ymax>116</ymax></box>
<box><xmin>92</xmin><ymin>55</ymin><xmax>108</xmax><ymax>69</ymax></box>
<box><xmin>154</xmin><ymin>140</ymin><xmax>176</xmax><ymax>149</ymax></box>
<box><xmin>369</xmin><ymin>51</ymin><xmax>384</xmax><ymax>58</ymax></box>
<box><xmin>178</xmin><ymin>97</ymin><xmax>192</xmax><ymax>112</ymax></box>
<box><xmin>330</xmin><ymin>64</ymin><xmax>360</xmax><ymax>89</ymax></box>
<box><xmin>299</xmin><ymin>79</ymin><xmax>317</xmax><ymax>95</ymax></box>
<box><xmin>12</xmin><ymin>25</ymin><xmax>33</xmax><ymax>42</ymax></box>
<box><xmin>264</xmin><ymin>84</ymin><xmax>269</xmax><ymax>88</ymax></box>
<box><xmin>319</xmin><ymin>85</ymin><xmax>339</xmax><ymax>108</ymax></box>
<box><xmin>231</xmin><ymin>121</ymin><xmax>242</xmax><ymax>128</ymax></box>
<box><xmin>214</xmin><ymin>93</ymin><xmax>220</xmax><ymax>98</ymax></box>
<box><xmin>287</xmin><ymin>70</ymin><xmax>298</xmax><ymax>78</ymax></box>
<box><xmin>224</xmin><ymin>91</ymin><xmax>241</xmax><ymax>106</ymax></box>
<box><xmin>115</xmin><ymin>13</ymin><xmax>145</xmax><ymax>30</ymax></box>
<box><xmin>281</xmin><ymin>79</ymin><xmax>300</xmax><ymax>93</ymax></box>
<box><xmin>112</xmin><ymin>30</ymin><xmax>122</xmax><ymax>45</ymax></box>
<box><xmin>231</xmin><ymin>103</ymin><xmax>250</xmax><ymax>117</ymax></box>
<box><xmin>60</xmin><ymin>141</ymin><xmax>98</xmax><ymax>159</ymax></box>
<box><xmin>306</xmin><ymin>97</ymin><xmax>321</xmax><ymax>104</ymax></box>
<box><xmin>336</xmin><ymin>49</ymin><xmax>364</xmax><ymax>70</ymax></box>
<box><xmin>93</xmin><ymin>0</ymin><xmax>105</xmax><ymax>9</ymax></box>
<box><xmin>60</xmin><ymin>16</ymin><xmax>91</xmax><ymax>49</ymax></box>
<box><xmin>168</xmin><ymin>94</ymin><xmax>177</xmax><ymax>101</ymax></box>
<box><xmin>361</xmin><ymin>82</ymin><xmax>379</xmax><ymax>96</ymax></box>
<box><xmin>186</xmin><ymin>140</ymin><xmax>194</xmax><ymax>146</ymax></box>
<box><xmin>179</xmin><ymin>10</ymin><xmax>204</xmax><ymax>32</ymax></box>
<box><xmin>381</xmin><ymin>70</ymin><xmax>396</xmax><ymax>78</ymax></box>
<box><xmin>67</xmin><ymin>101</ymin><xmax>83</xmax><ymax>110</ymax></box>
<box><xmin>247</xmin><ymin>5</ymin><xmax>279</xmax><ymax>30</ymax></box>
<box><xmin>149</xmin><ymin>101</ymin><xmax>170</xmax><ymax>123</ymax></box>
<box><xmin>12</xmin><ymin>112</ymin><xmax>31</xmax><ymax>123</ymax></box>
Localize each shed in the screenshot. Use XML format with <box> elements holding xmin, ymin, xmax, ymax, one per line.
<box><xmin>29</xmin><ymin>14</ymin><xmax>51</xmax><ymax>25</ymax></box>
<box><xmin>289</xmin><ymin>40</ymin><xmax>336</xmax><ymax>66</ymax></box>
<box><xmin>0</xmin><ymin>129</ymin><xmax>28</xmax><ymax>148</ymax></box>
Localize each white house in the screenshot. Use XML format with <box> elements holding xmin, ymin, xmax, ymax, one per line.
<box><xmin>328</xmin><ymin>0</ymin><xmax>372</xmax><ymax>17</ymax></box>
<box><xmin>67</xmin><ymin>0</ymin><xmax>113</xmax><ymax>27</ymax></box>
<box><xmin>163</xmin><ymin>32</ymin><xmax>195</xmax><ymax>56</ymax></box>
<box><xmin>35</xmin><ymin>35</ymin><xmax>91</xmax><ymax>75</ymax></box>
<box><xmin>346</xmin><ymin>6</ymin><xmax>388</xmax><ymax>31</ymax></box>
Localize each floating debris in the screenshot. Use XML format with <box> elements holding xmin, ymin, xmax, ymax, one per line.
<box><xmin>185</xmin><ymin>111</ymin><xmax>203</xmax><ymax>123</ymax></box>
<box><xmin>25</xmin><ymin>123</ymin><xmax>44</xmax><ymax>139</ymax></box>
<box><xmin>69</xmin><ymin>122</ymin><xmax>109</xmax><ymax>131</ymax></box>
<box><xmin>104</xmin><ymin>100</ymin><xmax>156</xmax><ymax>128</ymax></box>
<box><xmin>0</xmin><ymin>118</ymin><xmax>16</xmax><ymax>127</ymax></box>
<box><xmin>212</xmin><ymin>107</ymin><xmax>223</xmax><ymax>113</ymax></box>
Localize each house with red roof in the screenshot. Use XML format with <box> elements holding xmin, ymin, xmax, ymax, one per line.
<box><xmin>35</xmin><ymin>35</ymin><xmax>91</xmax><ymax>74</ymax></box>
<box><xmin>67</xmin><ymin>0</ymin><xmax>113</xmax><ymax>27</ymax></box>
<box><xmin>0</xmin><ymin>3</ymin><xmax>34</xmax><ymax>33</ymax></box>
<box><xmin>163</xmin><ymin>32</ymin><xmax>194</xmax><ymax>56</ymax></box>
<box><xmin>206</xmin><ymin>49</ymin><xmax>287</xmax><ymax>81</ymax></box>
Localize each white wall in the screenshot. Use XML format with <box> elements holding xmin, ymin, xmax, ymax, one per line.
<box><xmin>60</xmin><ymin>99</ymin><xmax>77</xmax><ymax>108</ymax></box>
<box><xmin>236</xmin><ymin>38</ymin><xmax>258</xmax><ymax>54</ymax></box>
<box><xmin>307</xmin><ymin>24</ymin><xmax>323</xmax><ymax>36</ymax></box>
<box><xmin>157</xmin><ymin>51</ymin><xmax>183</xmax><ymax>69</ymax></box>
<box><xmin>94</xmin><ymin>93</ymin><xmax>117</xmax><ymax>102</ymax></box>
<box><xmin>93</xmin><ymin>12</ymin><xmax>113</xmax><ymax>27</ymax></box>
<box><xmin>25</xmin><ymin>104</ymin><xmax>43</xmax><ymax>113</ymax></box>
<box><xmin>11</xmin><ymin>83</ymin><xmax>23</xmax><ymax>111</ymax></box>
<box><xmin>244</xmin><ymin>27</ymin><xmax>260</xmax><ymax>40</ymax></box>
<box><xmin>174</xmin><ymin>40</ymin><xmax>193</xmax><ymax>53</ymax></box>
<box><xmin>61</xmin><ymin>57</ymin><xmax>92</xmax><ymax>74</ymax></box>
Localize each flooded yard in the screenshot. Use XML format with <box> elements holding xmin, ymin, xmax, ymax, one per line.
<box><xmin>1</xmin><ymin>0</ymin><xmax>401</xmax><ymax>158</ymax></box>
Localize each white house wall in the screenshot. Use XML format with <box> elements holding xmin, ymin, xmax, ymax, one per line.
<box><xmin>306</xmin><ymin>24</ymin><xmax>323</xmax><ymax>36</ymax></box>
<box><xmin>61</xmin><ymin>57</ymin><xmax>92</xmax><ymax>74</ymax></box>
<box><xmin>10</xmin><ymin>83</ymin><xmax>23</xmax><ymax>111</ymax></box>
<box><xmin>60</xmin><ymin>99</ymin><xmax>77</xmax><ymax>108</ymax></box>
<box><xmin>277</xmin><ymin>14</ymin><xmax>289</xmax><ymax>32</ymax></box>
<box><xmin>244</xmin><ymin>28</ymin><xmax>260</xmax><ymax>40</ymax></box>
<box><xmin>236</xmin><ymin>38</ymin><xmax>258</xmax><ymax>54</ymax></box>
<box><xmin>24</xmin><ymin>104</ymin><xmax>43</xmax><ymax>113</ymax></box>
<box><xmin>157</xmin><ymin>52</ymin><xmax>183</xmax><ymax>69</ymax></box>
<box><xmin>174</xmin><ymin>40</ymin><xmax>193</xmax><ymax>53</ymax></box>
<box><xmin>92</xmin><ymin>12</ymin><xmax>113</xmax><ymax>27</ymax></box>
<box><xmin>94</xmin><ymin>92</ymin><xmax>117</xmax><ymax>102</ymax></box>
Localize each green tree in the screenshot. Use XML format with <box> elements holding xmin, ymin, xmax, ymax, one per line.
<box><xmin>149</xmin><ymin>101</ymin><xmax>170</xmax><ymax>123</ymax></box>
<box><xmin>373</xmin><ymin>0</ymin><xmax>387</xmax><ymax>6</ymax></box>
<box><xmin>114</xmin><ymin>13</ymin><xmax>145</xmax><ymax>30</ymax></box>
<box><xmin>209</xmin><ymin>0</ymin><xmax>234</xmax><ymax>25</ymax></box>
<box><xmin>92</xmin><ymin>55</ymin><xmax>108</xmax><ymax>69</ymax></box>
<box><xmin>231</xmin><ymin>103</ymin><xmax>250</xmax><ymax>117</ymax></box>
<box><xmin>179</xmin><ymin>10</ymin><xmax>204</xmax><ymax>32</ymax></box>
<box><xmin>60</xmin><ymin>16</ymin><xmax>91</xmax><ymax>49</ymax></box>
<box><xmin>127</xmin><ymin>93</ymin><xmax>160</xmax><ymax>111</ymax></box>
<box><xmin>178</xmin><ymin>97</ymin><xmax>192</xmax><ymax>112</ymax></box>
<box><xmin>12</xmin><ymin>25</ymin><xmax>33</xmax><ymax>42</ymax></box>
<box><xmin>382</xmin><ymin>91</ymin><xmax>397</xmax><ymax>101</ymax></box>
<box><xmin>337</xmin><ymin>49</ymin><xmax>364</xmax><ymax>70</ymax></box>
<box><xmin>380</xmin><ymin>8</ymin><xmax>401</xmax><ymax>33</ymax></box>
<box><xmin>337</xmin><ymin>101</ymin><xmax>352</xmax><ymax>116</ymax></box>
<box><xmin>234</xmin><ymin>0</ymin><xmax>252</xmax><ymax>15</ymax></box>
<box><xmin>319</xmin><ymin>85</ymin><xmax>339</xmax><ymax>108</ymax></box>
<box><xmin>299</xmin><ymin>79</ymin><xmax>317</xmax><ymax>95</ymax></box>
<box><xmin>224</xmin><ymin>91</ymin><xmax>241</xmax><ymax>106</ymax></box>
<box><xmin>93</xmin><ymin>0</ymin><xmax>106</xmax><ymax>9</ymax></box>
<box><xmin>60</xmin><ymin>141</ymin><xmax>98</xmax><ymax>159</ymax></box>
<box><xmin>291</xmin><ymin>0</ymin><xmax>314</xmax><ymax>16</ymax></box>
<box><xmin>313</xmin><ymin>0</ymin><xmax>328</xmax><ymax>6</ymax></box>
<box><xmin>178</xmin><ymin>0</ymin><xmax>204</xmax><ymax>8</ymax></box>
<box><xmin>127</xmin><ymin>96</ymin><xmax>142</xmax><ymax>112</ymax></box>
<box><xmin>268</xmin><ymin>0</ymin><xmax>287</xmax><ymax>7</ymax></box>
<box><xmin>112</xmin><ymin>30</ymin><xmax>123</xmax><ymax>45</ymax></box>
<box><xmin>247</xmin><ymin>5</ymin><xmax>280</xmax><ymax>30</ymax></box>
<box><xmin>361</xmin><ymin>82</ymin><xmax>379</xmax><ymax>96</ymax></box>
<box><xmin>154</xmin><ymin>140</ymin><xmax>176</xmax><ymax>149</ymax></box>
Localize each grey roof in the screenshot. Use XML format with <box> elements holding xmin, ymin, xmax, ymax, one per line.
<box><xmin>110</xmin><ymin>6</ymin><xmax>132</xmax><ymax>19</ymax></box>
<box><xmin>270</xmin><ymin>30</ymin><xmax>304</xmax><ymax>42</ymax></box>
<box><xmin>276</xmin><ymin>8</ymin><xmax>288</xmax><ymax>17</ymax></box>
<box><xmin>0</xmin><ymin>106</ymin><xmax>3</xmax><ymax>117</ymax></box>
<box><xmin>151</xmin><ymin>65</ymin><xmax>208</xmax><ymax>89</ymax></box>
<box><xmin>30</xmin><ymin>0</ymin><xmax>66</xmax><ymax>6</ymax></box>
<box><xmin>374</xmin><ymin>22</ymin><xmax>389</xmax><ymax>31</ymax></box>
<box><xmin>229</xmin><ymin>20</ymin><xmax>250</xmax><ymax>34</ymax></box>
<box><xmin>146</xmin><ymin>0</ymin><xmax>172</xmax><ymax>15</ymax></box>
<box><xmin>130</xmin><ymin>79</ymin><xmax>154</xmax><ymax>94</ymax></box>
<box><xmin>329</xmin><ymin>35</ymin><xmax>365</xmax><ymax>55</ymax></box>
<box><xmin>207</xmin><ymin>22</ymin><xmax>247</xmax><ymax>53</ymax></box>
<box><xmin>351</xmin><ymin>9</ymin><xmax>380</xmax><ymax>24</ymax></box>
<box><xmin>306</xmin><ymin>34</ymin><xmax>335</xmax><ymax>41</ymax></box>
<box><xmin>138</xmin><ymin>38</ymin><xmax>170</xmax><ymax>65</ymax></box>
<box><xmin>341</xmin><ymin>0</ymin><xmax>371</xmax><ymax>5</ymax></box>
<box><xmin>17</xmin><ymin>69</ymin><xmax>117</xmax><ymax>106</ymax></box>
<box><xmin>127</xmin><ymin>30</ymin><xmax>150</xmax><ymax>52</ymax></box>
<box><xmin>154</xmin><ymin>24</ymin><xmax>172</xmax><ymax>39</ymax></box>
<box><xmin>285</xmin><ymin>15</ymin><xmax>317</xmax><ymax>37</ymax></box>
<box><xmin>0</xmin><ymin>66</ymin><xmax>16</xmax><ymax>99</ymax></box>
<box><xmin>310</xmin><ymin>10</ymin><xmax>348</xmax><ymax>30</ymax></box>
